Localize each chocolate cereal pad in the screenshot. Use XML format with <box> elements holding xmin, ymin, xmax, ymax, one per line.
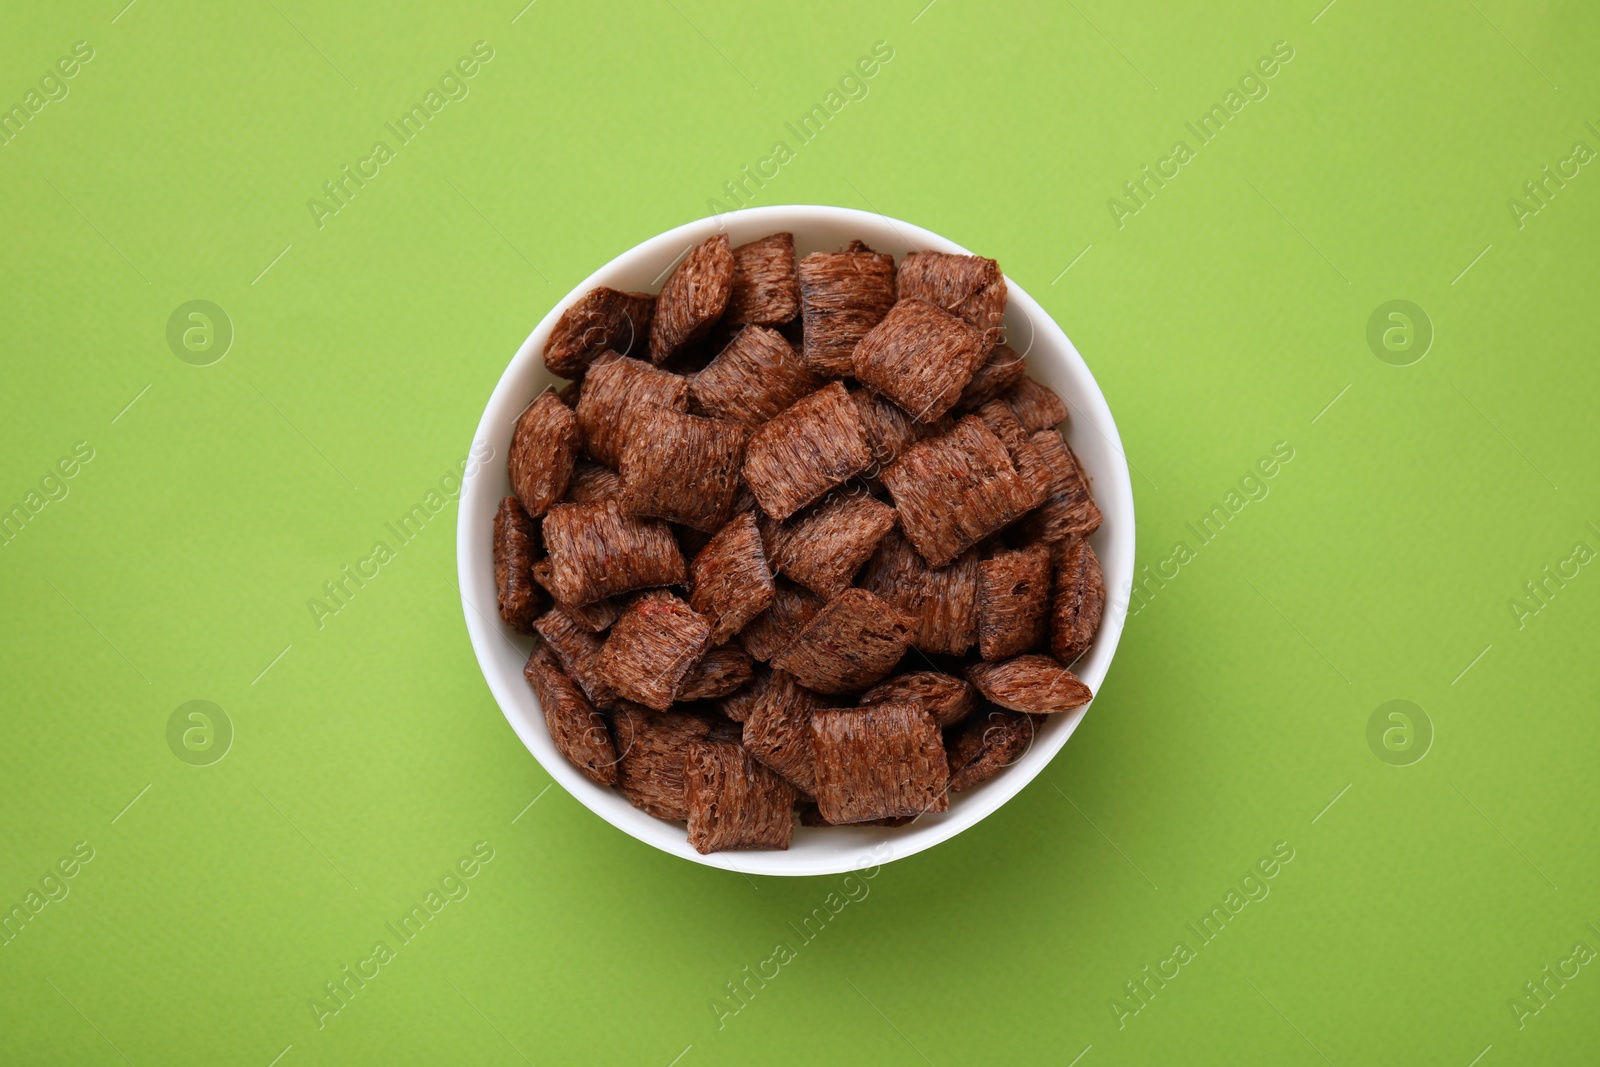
<box><xmin>507</xmin><ymin>231</ymin><xmax>1106</xmax><ymax>852</ymax></box>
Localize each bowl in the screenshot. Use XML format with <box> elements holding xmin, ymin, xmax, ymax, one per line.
<box><xmin>457</xmin><ymin>205</ymin><xmax>1135</xmax><ymax>877</ymax></box>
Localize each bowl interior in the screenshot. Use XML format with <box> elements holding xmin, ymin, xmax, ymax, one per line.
<box><xmin>457</xmin><ymin>205</ymin><xmax>1135</xmax><ymax>877</ymax></box>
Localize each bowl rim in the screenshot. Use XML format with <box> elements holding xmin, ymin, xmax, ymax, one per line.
<box><xmin>457</xmin><ymin>204</ymin><xmax>1136</xmax><ymax>877</ymax></box>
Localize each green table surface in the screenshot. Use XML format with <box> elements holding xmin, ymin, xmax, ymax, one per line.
<box><xmin>3</xmin><ymin>1</ymin><xmax>1598</xmax><ymax>1063</ymax></box>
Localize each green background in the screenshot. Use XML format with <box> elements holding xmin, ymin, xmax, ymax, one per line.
<box><xmin>3</xmin><ymin>0</ymin><xmax>1597</xmax><ymax>1063</ymax></box>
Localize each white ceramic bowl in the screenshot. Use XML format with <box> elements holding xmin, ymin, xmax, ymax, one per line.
<box><xmin>458</xmin><ymin>205</ymin><xmax>1135</xmax><ymax>877</ymax></box>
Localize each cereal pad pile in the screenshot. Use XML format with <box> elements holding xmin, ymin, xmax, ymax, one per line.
<box><xmin>493</xmin><ymin>232</ymin><xmax>1105</xmax><ymax>854</ymax></box>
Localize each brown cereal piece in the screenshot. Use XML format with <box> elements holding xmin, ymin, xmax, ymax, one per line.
<box><xmin>575</xmin><ymin>355</ymin><xmax>691</xmax><ymax>468</ymax></box>
<box><xmin>541</xmin><ymin>501</ymin><xmax>686</xmax><ymax>606</ymax></box>
<box><xmin>685</xmin><ymin>740</ymin><xmax>797</xmax><ymax>853</ymax></box>
<box><xmin>966</xmin><ymin>655</ymin><xmax>1094</xmax><ymax>714</ymax></box>
<box><xmin>955</xmin><ymin>344</ymin><xmax>1027</xmax><ymax>412</ymax></box>
<box><xmin>880</xmin><ymin>416</ymin><xmax>1037</xmax><ymax>567</ymax></box>
<box><xmin>697</xmin><ymin>710</ymin><xmax>746</xmax><ymax>745</ymax></box>
<box><xmin>976</xmin><ymin>400</ymin><xmax>1053</xmax><ymax>508</ymax></box>
<box><xmin>716</xmin><ymin>663</ymin><xmax>771</xmax><ymax>723</ymax></box>
<box><xmin>763</xmin><ymin>492</ymin><xmax>896</xmax><ymax>599</ymax></box>
<box><xmin>809</xmin><ymin>703</ymin><xmax>949</xmax><ymax>824</ymax></box>
<box><xmin>650</xmin><ymin>234</ymin><xmax>735</xmax><ymax>363</ymax></box>
<box><xmin>1051</xmin><ymin>538</ymin><xmax>1105</xmax><ymax>665</ymax></box>
<box><xmin>595</xmin><ymin>591</ymin><xmax>713</xmax><ymax>711</ymax></box>
<box><xmin>796</xmin><ymin>801</ymin><xmax>915</xmax><ymax>828</ymax></box>
<box><xmin>689</xmin><ymin>326</ymin><xmax>823</xmax><ymax>427</ymax></box>
<box><xmin>522</xmin><ymin>652</ymin><xmax>618</xmax><ymax>785</ymax></box>
<box><xmin>1022</xmin><ymin>430</ymin><xmax>1104</xmax><ymax>542</ymax></box>
<box><xmin>743</xmin><ymin>381</ymin><xmax>872</xmax><ymax>521</ymax></box>
<box><xmin>977</xmin><ymin>543</ymin><xmax>1053</xmax><ymax>660</ymax></box>
<box><xmin>849</xmin><ymin>388</ymin><xmax>937</xmax><ymax>473</ymax></box>
<box><xmin>946</xmin><ymin>708</ymin><xmax>1037</xmax><ymax>792</ymax></box>
<box><xmin>852</xmin><ymin>299</ymin><xmax>988</xmax><ymax>424</ymax></box>
<box><xmin>612</xmin><ymin>705</ymin><xmax>711</xmax><ymax>821</ymax></box>
<box><xmin>565</xmin><ymin>460</ymin><xmax>623</xmax><ymax>504</ymax></box>
<box><xmin>619</xmin><ymin>406</ymin><xmax>746</xmax><ymax>533</ymax></box>
<box><xmin>797</xmin><ymin>249</ymin><xmax>897</xmax><ymax>376</ymax></box>
<box><xmin>738</xmin><ymin>580</ymin><xmax>824</xmax><ymax>663</ymax></box>
<box><xmin>543</xmin><ymin>287</ymin><xmax>655</xmax><ymax>378</ymax></box>
<box><xmin>1002</xmin><ymin>376</ymin><xmax>1068</xmax><ymax>432</ymax></box>
<box><xmin>860</xmin><ymin>671</ymin><xmax>977</xmax><ymax>728</ymax></box>
<box><xmin>507</xmin><ymin>388</ymin><xmax>580</xmax><ymax>517</ymax></box>
<box><xmin>557</xmin><ymin>378</ymin><xmax>583</xmax><ymax>409</ymax></box>
<box><xmin>770</xmin><ymin>588</ymin><xmax>913</xmax><ymax>695</ymax></box>
<box><xmin>858</xmin><ymin>529</ymin><xmax>979</xmax><ymax>655</ymax></box>
<box><xmin>493</xmin><ymin>496</ymin><xmax>545</xmax><ymax>633</ymax></box>
<box><xmin>677</xmin><ymin>644</ymin><xmax>755</xmax><ymax>700</ymax></box>
<box><xmin>742</xmin><ymin>670</ymin><xmax>824</xmax><ymax>794</ymax></box>
<box><xmin>688</xmin><ymin>512</ymin><xmax>776</xmax><ymax>644</ymax></box>
<box><xmin>531</xmin><ymin>575</ymin><xmax>617</xmax><ymax>643</ymax></box>
<box><xmin>724</xmin><ymin>232</ymin><xmax>800</xmax><ymax>327</ymax></box>
<box><xmin>529</xmin><ymin>560</ymin><xmax>619</xmax><ymax>632</ymax></box>
<box><xmin>532</xmin><ymin>606</ymin><xmax>617</xmax><ymax>707</ymax></box>
<box><xmin>565</xmin><ymin>597</ymin><xmax>620</xmax><ymax>633</ymax></box>
<box><xmin>895</xmin><ymin>250</ymin><xmax>1007</xmax><ymax>353</ymax></box>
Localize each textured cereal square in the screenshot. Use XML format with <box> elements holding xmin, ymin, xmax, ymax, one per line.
<box><xmin>699</xmin><ymin>711</ymin><xmax>746</xmax><ymax>745</ymax></box>
<box><xmin>966</xmin><ymin>655</ymin><xmax>1093</xmax><ymax>714</ymax></box>
<box><xmin>619</xmin><ymin>406</ymin><xmax>747</xmax><ymax>533</ymax></box>
<box><xmin>543</xmin><ymin>287</ymin><xmax>654</xmax><ymax>378</ymax></box>
<box><xmin>1021</xmin><ymin>430</ymin><xmax>1104</xmax><ymax>543</ymax></box>
<box><xmin>946</xmin><ymin>708</ymin><xmax>1038</xmax><ymax>792</ymax></box>
<box><xmin>894</xmin><ymin>250</ymin><xmax>1007</xmax><ymax>353</ymax></box>
<box><xmin>523</xmin><ymin>649</ymin><xmax>618</xmax><ymax>785</ymax></box>
<box><xmin>724</xmin><ymin>232</ymin><xmax>801</xmax><ymax>327</ymax></box>
<box><xmin>532</xmin><ymin>605</ymin><xmax>618</xmax><ymax>707</ymax></box>
<box><xmin>613</xmin><ymin>705</ymin><xmax>711</xmax><ymax>821</ymax></box>
<box><xmin>531</xmin><ymin>561</ymin><xmax>621</xmax><ymax>632</ymax></box>
<box><xmin>677</xmin><ymin>644</ymin><xmax>755</xmax><ymax>701</ymax></box>
<box><xmin>1002</xmin><ymin>376</ymin><xmax>1068</xmax><ymax>432</ymax></box>
<box><xmin>860</xmin><ymin>671</ymin><xmax>978</xmax><ymax>728</ymax></box>
<box><xmin>809</xmin><ymin>703</ymin><xmax>949</xmax><ymax>824</ymax></box>
<box><xmin>493</xmin><ymin>496</ymin><xmax>545</xmax><ymax>633</ymax></box>
<box><xmin>849</xmin><ymin>388</ymin><xmax>940</xmax><ymax>475</ymax></box>
<box><xmin>1051</xmin><ymin>538</ymin><xmax>1105</xmax><ymax>666</ymax></box>
<box><xmin>795</xmin><ymin>802</ymin><xmax>916</xmax><ymax>828</ymax></box>
<box><xmin>770</xmin><ymin>588</ymin><xmax>914</xmax><ymax>695</ymax></box>
<box><xmin>742</xmin><ymin>669</ymin><xmax>824</xmax><ymax>795</ymax></box>
<box><xmin>742</xmin><ymin>381</ymin><xmax>872</xmax><ymax>521</ymax></box>
<box><xmin>976</xmin><ymin>400</ymin><xmax>1053</xmax><ymax>509</ymax></box>
<box><xmin>763</xmin><ymin>491</ymin><xmax>896</xmax><ymax>599</ymax></box>
<box><xmin>575</xmin><ymin>355</ymin><xmax>691</xmax><ymax>468</ymax></box>
<box><xmin>977</xmin><ymin>542</ymin><xmax>1053</xmax><ymax>660</ymax></box>
<box><xmin>852</xmin><ymin>299</ymin><xmax>988</xmax><ymax>424</ymax></box>
<box><xmin>540</xmin><ymin>501</ymin><xmax>686</xmax><ymax>606</ymax></box>
<box><xmin>650</xmin><ymin>235</ymin><xmax>735</xmax><ymax>363</ymax></box>
<box><xmin>880</xmin><ymin>416</ymin><xmax>1037</xmax><ymax>567</ymax></box>
<box><xmin>685</xmin><ymin>740</ymin><xmax>797</xmax><ymax>853</ymax></box>
<box><xmin>716</xmin><ymin>664</ymin><xmax>771</xmax><ymax>723</ymax></box>
<box><xmin>738</xmin><ymin>580</ymin><xmax>823</xmax><ymax>663</ymax></box>
<box><xmin>955</xmin><ymin>344</ymin><xmax>1027</xmax><ymax>413</ymax></box>
<box><xmin>507</xmin><ymin>387</ymin><xmax>580</xmax><ymax>517</ymax></box>
<box><xmin>689</xmin><ymin>325</ymin><xmax>822</xmax><ymax>427</ymax></box>
<box><xmin>565</xmin><ymin>460</ymin><xmax>624</xmax><ymax>504</ymax></box>
<box><xmin>797</xmin><ymin>249</ymin><xmax>896</xmax><ymax>376</ymax></box>
<box><xmin>688</xmin><ymin>512</ymin><xmax>776</xmax><ymax>644</ymax></box>
<box><xmin>595</xmin><ymin>591</ymin><xmax>714</xmax><ymax>711</ymax></box>
<box><xmin>858</xmin><ymin>528</ymin><xmax>979</xmax><ymax>655</ymax></box>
